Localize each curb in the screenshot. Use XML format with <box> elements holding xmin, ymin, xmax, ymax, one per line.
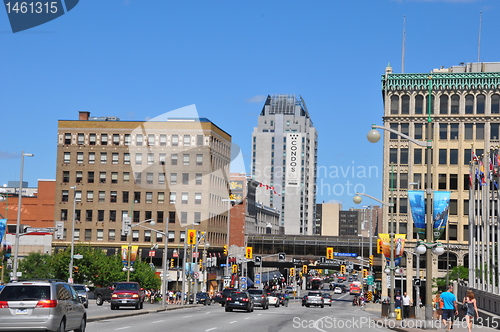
<box><xmin>87</xmin><ymin>304</ymin><xmax>197</xmax><ymax>323</ymax></box>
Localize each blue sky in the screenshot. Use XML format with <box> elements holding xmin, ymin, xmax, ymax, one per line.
<box><xmin>0</xmin><ymin>0</ymin><xmax>497</xmax><ymax>209</ymax></box>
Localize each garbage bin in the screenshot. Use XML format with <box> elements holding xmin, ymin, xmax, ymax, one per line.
<box><xmin>395</xmin><ymin>308</ymin><xmax>402</xmax><ymax>320</ymax></box>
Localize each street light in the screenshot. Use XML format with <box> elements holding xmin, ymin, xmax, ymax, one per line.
<box><xmin>13</xmin><ymin>151</ymin><xmax>34</xmax><ymax>281</ymax></box>
<box><xmin>222</xmin><ymin>198</ymin><xmax>235</xmax><ymax>280</ymax></box>
<box><xmin>68</xmin><ymin>186</ymin><xmax>77</xmax><ymax>282</ymax></box>
<box><xmin>353</xmin><ymin>192</ymin><xmax>395</xmax><ymax>316</ymax></box>
<box><xmin>123</xmin><ymin>219</ymin><xmax>155</xmax><ymax>281</ymax></box>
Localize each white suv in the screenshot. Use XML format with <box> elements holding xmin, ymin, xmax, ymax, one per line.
<box><xmin>0</xmin><ymin>279</ymin><xmax>86</xmax><ymax>332</ymax></box>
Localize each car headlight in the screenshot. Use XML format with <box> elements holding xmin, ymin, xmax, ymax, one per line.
<box><xmin>132</xmin><ymin>294</ymin><xmax>139</xmax><ymax>298</ymax></box>
<box><xmin>111</xmin><ymin>294</ymin><xmax>118</xmax><ymax>298</ymax></box>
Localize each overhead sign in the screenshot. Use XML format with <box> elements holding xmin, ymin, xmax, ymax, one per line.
<box><xmin>254</xmin><ymin>255</ymin><xmax>262</xmax><ymax>266</ymax></box>
<box><xmin>278</xmin><ymin>253</ymin><xmax>286</xmax><ymax>261</ymax></box>
<box><xmin>335</xmin><ymin>253</ymin><xmax>357</xmax><ymax>257</ymax></box>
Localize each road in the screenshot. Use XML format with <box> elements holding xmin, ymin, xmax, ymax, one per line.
<box><xmin>86</xmin><ymin>291</ymin><xmax>391</xmax><ymax>332</ymax></box>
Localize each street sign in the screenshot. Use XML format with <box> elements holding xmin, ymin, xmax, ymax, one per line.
<box><xmin>335</xmin><ymin>253</ymin><xmax>357</xmax><ymax>257</ymax></box>
<box><xmin>173</xmin><ymin>250</ymin><xmax>178</xmax><ymax>258</ymax></box>
<box><xmin>278</xmin><ymin>253</ymin><xmax>286</xmax><ymax>261</ymax></box>
<box><xmin>73</xmin><ymin>254</ymin><xmax>83</xmax><ymax>259</ymax></box>
<box><xmin>55</xmin><ymin>221</ymin><xmax>64</xmax><ymax>239</ymax></box>
<box><xmin>414</xmin><ymin>279</ymin><xmax>421</xmax><ymax>287</ymax></box>
<box><xmin>149</xmin><ymin>250</ymin><xmax>155</xmax><ymax>257</ymax></box>
<box><xmin>193</xmin><ymin>272</ymin><xmax>199</xmax><ymax>279</ymax></box>
<box><xmin>254</xmin><ymin>255</ymin><xmax>262</xmax><ymax>266</ymax></box>
<box><xmin>367</xmin><ymin>276</ymin><xmax>374</xmax><ymax>285</ymax></box>
<box><xmin>193</xmin><ymin>252</ymin><xmax>199</xmax><ymax>258</ymax></box>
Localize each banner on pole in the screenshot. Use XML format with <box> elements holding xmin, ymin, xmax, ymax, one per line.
<box><xmin>408</xmin><ymin>191</ymin><xmax>425</xmax><ymax>238</ymax></box>
<box><xmin>433</xmin><ymin>191</ymin><xmax>450</xmax><ymax>241</ymax></box>
<box><xmin>378</xmin><ymin>233</ymin><xmax>406</xmax><ymax>266</ymax></box>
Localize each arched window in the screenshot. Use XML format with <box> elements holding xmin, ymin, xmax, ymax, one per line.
<box><xmin>415</xmin><ymin>95</ymin><xmax>424</xmax><ymax>114</ymax></box>
<box><xmin>391</xmin><ymin>95</ymin><xmax>399</xmax><ymax>114</ymax></box>
<box><xmin>492</xmin><ymin>94</ymin><xmax>500</xmax><ymax>114</ymax></box>
<box><xmin>450</xmin><ymin>94</ymin><xmax>460</xmax><ymax>114</ymax></box>
<box><xmin>439</xmin><ymin>95</ymin><xmax>448</xmax><ymax>114</ymax></box>
<box><xmin>476</xmin><ymin>94</ymin><xmax>485</xmax><ymax>114</ymax></box>
<box><xmin>465</xmin><ymin>95</ymin><xmax>474</xmax><ymax>114</ymax></box>
<box><xmin>438</xmin><ymin>252</ymin><xmax>458</xmax><ymax>270</ymax></box>
<box><xmin>401</xmin><ymin>95</ymin><xmax>410</xmax><ymax>114</ymax></box>
<box><xmin>426</xmin><ymin>95</ymin><xmax>434</xmax><ymax>114</ymax></box>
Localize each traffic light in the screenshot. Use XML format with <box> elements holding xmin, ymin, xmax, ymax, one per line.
<box><xmin>326</xmin><ymin>247</ymin><xmax>334</xmax><ymax>259</ymax></box>
<box><xmin>340</xmin><ymin>265</ymin><xmax>346</xmax><ymax>274</ymax></box>
<box><xmin>232</xmin><ymin>264</ymin><xmax>238</xmax><ymax>274</ymax></box>
<box><xmin>187</xmin><ymin>229</ymin><xmax>197</xmax><ymax>245</ymax></box>
<box><xmin>377</xmin><ymin>239</ymin><xmax>383</xmax><ymax>254</ymax></box>
<box><xmin>245</xmin><ymin>247</ymin><xmax>253</xmax><ymax>259</ymax></box>
<box><xmin>199</xmin><ymin>259</ymin><xmax>203</xmax><ymax>270</ymax></box>
<box><xmin>73</xmin><ymin>266</ymin><xmax>79</xmax><ymax>274</ymax></box>
<box><xmin>223</xmin><ymin>245</ymin><xmax>228</xmax><ymax>256</ymax></box>
<box><xmin>369</xmin><ymin>255</ymin><xmax>374</xmax><ymax>266</ymax></box>
<box><xmin>290</xmin><ymin>267</ymin><xmax>295</xmax><ymax>277</ymax></box>
<box><xmin>302</xmin><ymin>265</ymin><xmax>308</xmax><ymax>274</ymax></box>
<box><xmin>363</xmin><ymin>269</ymin><xmax>368</xmax><ymax>278</ymax></box>
<box><xmin>170</xmin><ymin>259</ymin><xmax>174</xmax><ymax>269</ymax></box>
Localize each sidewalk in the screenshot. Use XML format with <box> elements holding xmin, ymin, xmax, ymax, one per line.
<box><xmin>373</xmin><ymin>317</ymin><xmax>500</xmax><ymax>332</ymax></box>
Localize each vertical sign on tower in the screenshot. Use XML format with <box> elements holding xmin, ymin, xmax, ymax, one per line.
<box><xmin>285</xmin><ymin>133</ymin><xmax>302</xmax><ymax>187</ymax></box>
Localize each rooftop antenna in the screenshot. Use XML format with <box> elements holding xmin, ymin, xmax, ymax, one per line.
<box><xmin>477</xmin><ymin>11</ymin><xmax>482</xmax><ymax>65</ymax></box>
<box><xmin>401</xmin><ymin>15</ymin><xmax>406</xmax><ymax>73</ymax></box>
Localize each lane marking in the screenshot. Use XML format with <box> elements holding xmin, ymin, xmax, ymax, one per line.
<box><xmin>114</xmin><ymin>327</ymin><xmax>131</xmax><ymax>330</ymax></box>
<box><xmin>229</xmin><ymin>321</ymin><xmax>237</xmax><ymax>324</ymax></box>
<box><xmin>151</xmin><ymin>320</ymin><xmax>164</xmax><ymax>324</ymax></box>
<box><xmin>206</xmin><ymin>328</ymin><xmax>217</xmax><ymax>331</ymax></box>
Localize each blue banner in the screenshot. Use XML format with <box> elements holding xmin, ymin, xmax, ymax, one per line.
<box><xmin>408</xmin><ymin>191</ymin><xmax>426</xmax><ymax>238</ymax></box>
<box><xmin>0</xmin><ymin>219</ymin><xmax>6</xmax><ymax>240</ymax></box>
<box><xmin>433</xmin><ymin>191</ymin><xmax>450</xmax><ymax>241</ymax></box>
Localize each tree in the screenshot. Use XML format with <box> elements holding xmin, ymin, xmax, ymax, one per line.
<box><xmin>128</xmin><ymin>259</ymin><xmax>161</xmax><ymax>290</ymax></box>
<box><xmin>433</xmin><ymin>266</ymin><xmax>468</xmax><ymax>292</ymax></box>
<box><xmin>18</xmin><ymin>252</ymin><xmax>54</xmax><ymax>280</ymax></box>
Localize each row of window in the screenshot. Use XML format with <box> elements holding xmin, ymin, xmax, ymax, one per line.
<box><xmin>389</xmin><ymin>148</ymin><xmax>482</xmax><ymax>166</ymax></box>
<box><xmin>62</xmin><ymin>227</ymin><xmax>193</xmax><ymax>243</ymax></box>
<box><xmin>62</xmin><ymin>171</ymin><xmax>203</xmax><ymax>186</ymax></box>
<box><xmin>387</xmin><ymin>222</ymin><xmax>463</xmax><ymax>242</ymax></box>
<box><xmin>388</xmin><ymin>197</ymin><xmax>469</xmax><ymax>216</ymax></box>
<box><xmin>389</xmin><ymin>93</ymin><xmax>500</xmax><ymax>115</ymax></box>
<box><xmin>389</xmin><ymin>122</ymin><xmax>500</xmax><ymax>140</ymax></box>
<box><xmin>60</xmin><ymin>209</ymin><xmax>201</xmax><ymax>224</ymax></box>
<box><xmin>67</xmin><ymin>133</ymin><xmax>205</xmax><ymax>147</ymax></box>
<box><xmin>389</xmin><ymin>172</ymin><xmax>472</xmax><ymax>191</ymax></box>
<box><xmin>61</xmin><ymin>190</ymin><xmax>203</xmax><ymax>205</ymax></box>
<box><xmin>62</xmin><ymin>151</ymin><xmax>204</xmax><ymax>166</ymax></box>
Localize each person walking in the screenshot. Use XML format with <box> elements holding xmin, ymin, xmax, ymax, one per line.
<box><xmin>440</xmin><ymin>285</ymin><xmax>458</xmax><ymax>331</ymax></box>
<box><xmin>463</xmin><ymin>289</ymin><xmax>479</xmax><ymax>332</ymax></box>
<box><xmin>402</xmin><ymin>291</ymin><xmax>412</xmax><ymax>320</ymax></box>
<box><xmin>434</xmin><ymin>291</ymin><xmax>443</xmax><ymax>320</ymax></box>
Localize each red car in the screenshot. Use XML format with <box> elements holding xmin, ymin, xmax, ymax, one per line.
<box><xmin>110</xmin><ymin>282</ymin><xmax>145</xmax><ymax>310</ymax></box>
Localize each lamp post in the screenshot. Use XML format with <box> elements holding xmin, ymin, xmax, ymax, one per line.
<box><xmin>353</xmin><ymin>192</ymin><xmax>394</xmax><ymax>316</ymax></box>
<box><xmin>221</xmin><ymin>198</ymin><xmax>235</xmax><ymax>280</ymax></box>
<box><xmin>367</xmin><ymin>84</ymin><xmax>436</xmax><ymax>325</ymax></box>
<box><xmin>68</xmin><ymin>186</ymin><xmax>77</xmax><ymax>282</ymax></box>
<box><xmin>405</xmin><ymin>250</ymin><xmax>421</xmax><ymax>319</ymax></box>
<box><xmin>123</xmin><ymin>219</ymin><xmax>155</xmax><ymax>282</ymax></box>
<box><xmin>0</xmin><ymin>187</ymin><xmax>9</xmax><ymax>284</ymax></box>
<box><xmin>13</xmin><ymin>151</ymin><xmax>34</xmax><ymax>281</ymax></box>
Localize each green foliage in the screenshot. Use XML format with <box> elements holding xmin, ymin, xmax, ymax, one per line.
<box><xmin>128</xmin><ymin>259</ymin><xmax>161</xmax><ymax>290</ymax></box>
<box><xmin>18</xmin><ymin>252</ymin><xmax>54</xmax><ymax>280</ymax></box>
<box><xmin>433</xmin><ymin>266</ymin><xmax>469</xmax><ymax>292</ymax></box>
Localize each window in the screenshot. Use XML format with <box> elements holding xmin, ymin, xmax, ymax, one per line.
<box><xmin>111</xmin><ymin>172</ymin><xmax>118</xmax><ymax>184</ymax></box>
<box><xmin>123</xmin><ymin>172</ymin><xmax>130</xmax><ymax>183</ymax></box>
<box><xmin>170</xmin><ymin>173</ymin><xmax>177</xmax><ymax>185</ymax></box>
<box><xmin>451</xmin><ymin>94</ymin><xmax>460</xmax><ymax>114</ymax></box>
<box><xmin>196</xmin><ymin>154</ymin><xmax>203</xmax><ymax>166</ymax></box>
<box><xmin>110</xmin><ymin>210</ymin><xmax>116</xmax><ymax>222</ymax></box>
<box><xmin>183</xmin><ymin>135</ymin><xmax>191</xmax><ymax>146</ymax></box>
<box><xmin>86</xmin><ymin>210</ymin><xmax>93</xmax><ymax>222</ymax></box>
<box><xmin>147</xmin><ymin>153</ymin><xmax>154</xmax><ymax>165</ymax></box>
<box><xmin>124</xmin><ymin>134</ymin><xmax>131</xmax><ymax>146</ymax></box>
<box><xmin>60</xmin><ymin>209</ymin><xmax>68</xmax><ymax>221</ymax></box>
<box><xmin>108</xmin><ymin>229</ymin><xmax>116</xmax><ymax>241</ymax></box>
<box><xmin>172</xmin><ymin>135</ymin><xmax>179</xmax><ymax>146</ymax></box>
<box><xmin>181</xmin><ymin>212</ymin><xmax>188</xmax><ymax>224</ymax></box>
<box><xmin>170</xmin><ymin>192</ymin><xmax>176</xmax><ymax>204</ymax></box>
<box><xmin>492</xmin><ymin>94</ymin><xmax>500</xmax><ymax>114</ymax></box>
<box><xmin>400</xmin><ymin>148</ymin><xmax>408</xmax><ymax>164</ymax></box>
<box><xmin>124</xmin><ymin>153</ymin><xmax>130</xmax><ymax>164</ymax></box>
<box><xmin>146</xmin><ymin>192</ymin><xmax>153</xmax><ymax>203</ymax></box>
<box><xmin>390</xmin><ymin>123</ymin><xmax>398</xmax><ymax>139</ymax></box>
<box><xmin>136</xmin><ymin>134</ymin><xmax>143</xmax><ymax>146</ymax></box>
<box><xmin>112</xmin><ymin>153</ymin><xmax>119</xmax><ymax>164</ymax></box>
<box><xmin>144</xmin><ymin>230</ymin><xmax>151</xmax><ymax>242</ymax></box>
<box><xmin>159</xmin><ymin>153</ymin><xmax>166</xmax><ymax>165</ymax></box>
<box><xmin>450</xmin><ymin>123</ymin><xmax>459</xmax><ymax>140</ymax></box>
<box><xmin>88</xmin><ymin>171</ymin><xmax>94</xmax><ymax>183</ymax></box>
<box><xmin>180</xmin><ymin>230</ymin><xmax>185</xmax><ymax>242</ymax></box>
<box><xmin>439</xmin><ymin>95</ymin><xmax>448</xmax><ymax>114</ymax></box>
<box><xmin>400</xmin><ymin>123</ymin><xmax>409</xmax><ymax>136</ymax></box>
<box><xmin>195</xmin><ymin>173</ymin><xmax>202</xmax><ymax>185</ymax></box>
<box><xmin>134</xmin><ymin>192</ymin><xmax>141</xmax><ymax>203</ymax></box>
<box><xmin>110</xmin><ymin>191</ymin><xmax>117</xmax><ymax>203</ymax></box>
<box><xmin>74</xmin><ymin>171</ymin><xmax>82</xmax><ymax>183</ymax></box>
<box><xmin>399</xmin><ymin>198</ymin><xmax>407</xmax><ymax>214</ymax></box>
<box><xmin>194</xmin><ymin>212</ymin><xmax>201</xmax><ymax>225</ymax></box>
<box><xmin>171</xmin><ymin>154</ymin><xmax>178</xmax><ymax>165</ymax></box>
<box><xmin>415</xmin><ymin>95</ymin><xmax>423</xmax><ymax>114</ymax></box>
<box><xmin>133</xmin><ymin>211</ymin><xmax>140</xmax><ymax>223</ymax></box>
<box><xmin>464</xmin><ymin>149</ymin><xmax>471</xmax><ymax>165</ymax></box>
<box><xmin>132</xmin><ymin>230</ymin><xmax>139</xmax><ymax>242</ymax></box>
<box><xmin>77</xmin><ymin>152</ymin><xmax>83</xmax><ymax>164</ymax></box>
<box><xmin>449</xmin><ymin>200</ymin><xmax>458</xmax><ymax>216</ymax></box>
<box><xmin>99</xmin><ymin>172</ymin><xmax>106</xmax><ymax>183</ymax></box>
<box><xmin>169</xmin><ymin>211</ymin><xmax>176</xmax><ymax>223</ymax></box>
<box><xmin>439</xmin><ymin>124</ymin><xmax>447</xmax><ymax>140</ymax></box>
<box><xmin>98</xmin><ymin>210</ymin><xmax>105</xmax><ymax>222</ymax></box>
<box><xmin>122</xmin><ymin>191</ymin><xmax>129</xmax><ymax>203</ymax></box>
<box><xmin>401</xmin><ymin>95</ymin><xmax>409</xmax><ymax>114</ymax></box>
<box><xmin>158</xmin><ymin>192</ymin><xmax>165</xmax><ymax>204</ymax></box>
<box><xmin>425</xmin><ymin>95</ymin><xmax>434</xmax><ymax>114</ymax></box>
<box><xmin>101</xmin><ymin>134</ymin><xmax>108</xmax><ymax>145</ymax></box>
<box><xmin>75</xmin><ymin>191</ymin><xmax>82</xmax><ymax>202</ymax></box>
<box><xmin>195</xmin><ymin>193</ymin><xmax>202</xmax><ymax>204</ymax></box>
<box><xmin>182</xmin><ymin>173</ymin><xmax>189</xmax><ymax>185</ymax></box>
<box><xmin>465</xmin><ymin>95</ymin><xmax>474</xmax><ymax>114</ymax></box>
<box><xmin>399</xmin><ymin>173</ymin><xmax>408</xmax><ymax>189</ymax></box>
<box><xmin>77</xmin><ymin>133</ymin><xmax>84</xmax><ymax>145</ymax></box>
<box><xmin>63</xmin><ymin>171</ymin><xmax>69</xmax><ymax>183</ymax></box>
<box><xmin>88</xmin><ymin>152</ymin><xmax>95</xmax><ymax>164</ymax></box>
<box><xmin>465</xmin><ymin>124</ymin><xmax>473</xmax><ymax>140</ymax></box>
<box><xmin>439</xmin><ymin>149</ymin><xmax>447</xmax><ymax>165</ymax></box>
<box><xmin>450</xmin><ymin>149</ymin><xmax>458</xmax><ymax>165</ymax></box>
<box><xmin>98</xmin><ymin>191</ymin><xmax>105</xmax><ymax>202</ymax></box>
<box><xmin>157</xmin><ymin>211</ymin><xmax>164</xmax><ymax>223</ymax></box>
<box><xmin>477</xmin><ymin>94</ymin><xmax>485</xmax><ymax>114</ymax></box>
<box><xmin>87</xmin><ymin>191</ymin><xmax>94</xmax><ymax>202</ymax></box>
<box><xmin>64</xmin><ymin>133</ymin><xmax>71</xmax><ymax>145</ymax></box>
<box><xmin>183</xmin><ymin>154</ymin><xmax>189</xmax><ymax>166</ymax></box>
<box><xmin>148</xmin><ymin>134</ymin><xmax>155</xmax><ymax>146</ymax></box>
<box><xmin>111</xmin><ymin>134</ymin><xmax>119</xmax><ymax>146</ymax></box>
<box><xmin>181</xmin><ymin>192</ymin><xmax>188</xmax><ymax>204</ymax></box>
<box><xmin>146</xmin><ymin>172</ymin><xmax>153</xmax><ymax>184</ymax></box>
<box><xmin>160</xmin><ymin>134</ymin><xmax>167</xmax><ymax>146</ymax></box>
<box><xmin>476</xmin><ymin>123</ymin><xmax>485</xmax><ymax>139</ymax></box>
<box><xmin>135</xmin><ymin>153</ymin><xmax>142</xmax><ymax>165</ymax></box>
<box><xmin>390</xmin><ymin>95</ymin><xmax>399</xmax><ymax>114</ymax></box>
<box><xmin>135</xmin><ymin>172</ymin><xmax>141</xmax><ymax>184</ymax></box>
<box><xmin>159</xmin><ymin>172</ymin><xmax>165</xmax><ymax>185</ymax></box>
<box><xmin>75</xmin><ymin>211</ymin><xmax>81</xmax><ymax>222</ymax></box>
<box><xmin>85</xmin><ymin>229</ymin><xmax>92</xmax><ymax>241</ymax></box>
<box><xmin>168</xmin><ymin>231</ymin><xmax>175</xmax><ymax>242</ymax></box>
<box><xmin>390</xmin><ymin>148</ymin><xmax>397</xmax><ymax>164</ymax></box>
<box><xmin>438</xmin><ymin>174</ymin><xmax>447</xmax><ymax>190</ymax></box>
<box><xmin>197</xmin><ymin>135</ymin><xmax>203</xmax><ymax>146</ymax></box>
<box><xmin>491</xmin><ymin>123</ymin><xmax>500</xmax><ymax>140</ymax></box>
<box><xmin>100</xmin><ymin>152</ymin><xmax>107</xmax><ymax>164</ymax></box>
<box><xmin>450</xmin><ymin>174</ymin><xmax>458</xmax><ymax>190</ymax></box>
<box><xmin>62</xmin><ymin>190</ymin><xmax>69</xmax><ymax>202</ymax></box>
<box><xmin>74</xmin><ymin>229</ymin><xmax>80</xmax><ymax>240</ymax></box>
<box><xmin>63</xmin><ymin>152</ymin><xmax>71</xmax><ymax>163</ymax></box>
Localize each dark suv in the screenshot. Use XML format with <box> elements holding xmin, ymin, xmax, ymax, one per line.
<box><xmin>225</xmin><ymin>291</ymin><xmax>254</xmax><ymax>312</ymax></box>
<box><xmin>247</xmin><ymin>289</ymin><xmax>269</xmax><ymax>309</ymax></box>
<box><xmin>0</xmin><ymin>279</ymin><xmax>86</xmax><ymax>332</ymax></box>
<box><xmin>219</xmin><ymin>288</ymin><xmax>237</xmax><ymax>307</ymax></box>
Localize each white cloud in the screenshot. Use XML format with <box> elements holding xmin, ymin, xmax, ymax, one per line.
<box><xmin>245</xmin><ymin>95</ymin><xmax>267</xmax><ymax>103</ymax></box>
<box><xmin>0</xmin><ymin>151</ymin><xmax>19</xmax><ymax>159</ymax></box>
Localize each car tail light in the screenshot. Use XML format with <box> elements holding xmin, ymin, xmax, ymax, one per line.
<box><xmin>242</xmin><ymin>298</ymin><xmax>249</xmax><ymax>302</ymax></box>
<box><xmin>0</xmin><ymin>301</ymin><xmax>9</xmax><ymax>308</ymax></box>
<box><xmin>36</xmin><ymin>300</ymin><xmax>58</xmax><ymax>308</ymax></box>
<box><xmin>226</xmin><ymin>297</ymin><xmax>231</xmax><ymax>301</ymax></box>
<box><xmin>261</xmin><ymin>295</ymin><xmax>265</xmax><ymax>298</ymax></box>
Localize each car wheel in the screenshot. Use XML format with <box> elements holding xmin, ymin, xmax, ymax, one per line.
<box><xmin>275</xmin><ymin>302</ymin><xmax>280</xmax><ymax>307</ymax></box>
<box><xmin>305</xmin><ymin>304</ymin><xmax>310</xmax><ymax>307</ymax></box>
<box><xmin>110</xmin><ymin>304</ymin><xmax>116</xmax><ymax>310</ymax></box>
<box><xmin>135</xmin><ymin>302</ymin><xmax>140</xmax><ymax>310</ymax></box>
<box><xmin>55</xmin><ymin>319</ymin><xmax>65</xmax><ymax>332</ymax></box>
<box><xmin>321</xmin><ymin>304</ymin><xmax>324</xmax><ymax>308</ymax></box>
<box><xmin>74</xmin><ymin>317</ymin><xmax>86</xmax><ymax>332</ymax></box>
<box><xmin>225</xmin><ymin>307</ymin><xmax>231</xmax><ymax>312</ymax></box>
<box><xmin>84</xmin><ymin>303</ymin><xmax>88</xmax><ymax>309</ymax></box>
<box><xmin>96</xmin><ymin>295</ymin><xmax>103</xmax><ymax>306</ymax></box>
<box><xmin>140</xmin><ymin>301</ymin><xmax>144</xmax><ymax>309</ymax></box>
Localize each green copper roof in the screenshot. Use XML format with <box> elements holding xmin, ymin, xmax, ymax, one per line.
<box><xmin>382</xmin><ymin>72</ymin><xmax>500</xmax><ymax>91</ymax></box>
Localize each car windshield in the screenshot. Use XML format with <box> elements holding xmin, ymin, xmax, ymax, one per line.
<box><xmin>0</xmin><ymin>285</ymin><xmax>51</xmax><ymax>301</ymax></box>
<box><xmin>72</xmin><ymin>285</ymin><xmax>86</xmax><ymax>292</ymax></box>
<box><xmin>115</xmin><ymin>283</ymin><xmax>139</xmax><ymax>290</ymax></box>
<box><xmin>229</xmin><ymin>292</ymin><xmax>246</xmax><ymax>298</ymax></box>
<box><xmin>248</xmin><ymin>290</ymin><xmax>262</xmax><ymax>295</ymax></box>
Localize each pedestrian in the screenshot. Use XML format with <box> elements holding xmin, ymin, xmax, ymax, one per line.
<box><xmin>402</xmin><ymin>291</ymin><xmax>412</xmax><ymax>320</ymax></box>
<box><xmin>434</xmin><ymin>291</ymin><xmax>443</xmax><ymax>320</ymax></box>
<box><xmin>395</xmin><ymin>291</ymin><xmax>402</xmax><ymax>310</ymax></box>
<box><xmin>440</xmin><ymin>285</ymin><xmax>458</xmax><ymax>331</ymax></box>
<box><xmin>463</xmin><ymin>289</ymin><xmax>479</xmax><ymax>332</ymax></box>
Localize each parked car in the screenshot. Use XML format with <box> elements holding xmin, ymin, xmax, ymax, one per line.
<box><xmin>247</xmin><ymin>289</ymin><xmax>269</xmax><ymax>309</ymax></box>
<box><xmin>72</xmin><ymin>284</ymin><xmax>90</xmax><ymax>308</ymax></box>
<box><xmin>0</xmin><ymin>279</ymin><xmax>87</xmax><ymax>332</ymax></box>
<box><xmin>266</xmin><ymin>292</ymin><xmax>280</xmax><ymax>307</ymax></box>
<box><xmin>333</xmin><ymin>287</ymin><xmax>342</xmax><ymax>294</ymax></box>
<box><xmin>225</xmin><ymin>291</ymin><xmax>254</xmax><ymax>312</ymax></box>
<box><xmin>219</xmin><ymin>288</ymin><xmax>238</xmax><ymax>307</ymax></box>
<box><xmin>109</xmin><ymin>282</ymin><xmax>145</xmax><ymax>310</ymax></box>
<box><xmin>189</xmin><ymin>292</ymin><xmax>212</xmax><ymax>305</ymax></box>
<box><xmin>322</xmin><ymin>292</ymin><xmax>333</xmax><ymax>306</ymax></box>
<box><xmin>275</xmin><ymin>292</ymin><xmax>289</xmax><ymax>307</ymax></box>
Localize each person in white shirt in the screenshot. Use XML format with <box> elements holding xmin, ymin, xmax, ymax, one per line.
<box><xmin>402</xmin><ymin>292</ymin><xmax>412</xmax><ymax>320</ymax></box>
